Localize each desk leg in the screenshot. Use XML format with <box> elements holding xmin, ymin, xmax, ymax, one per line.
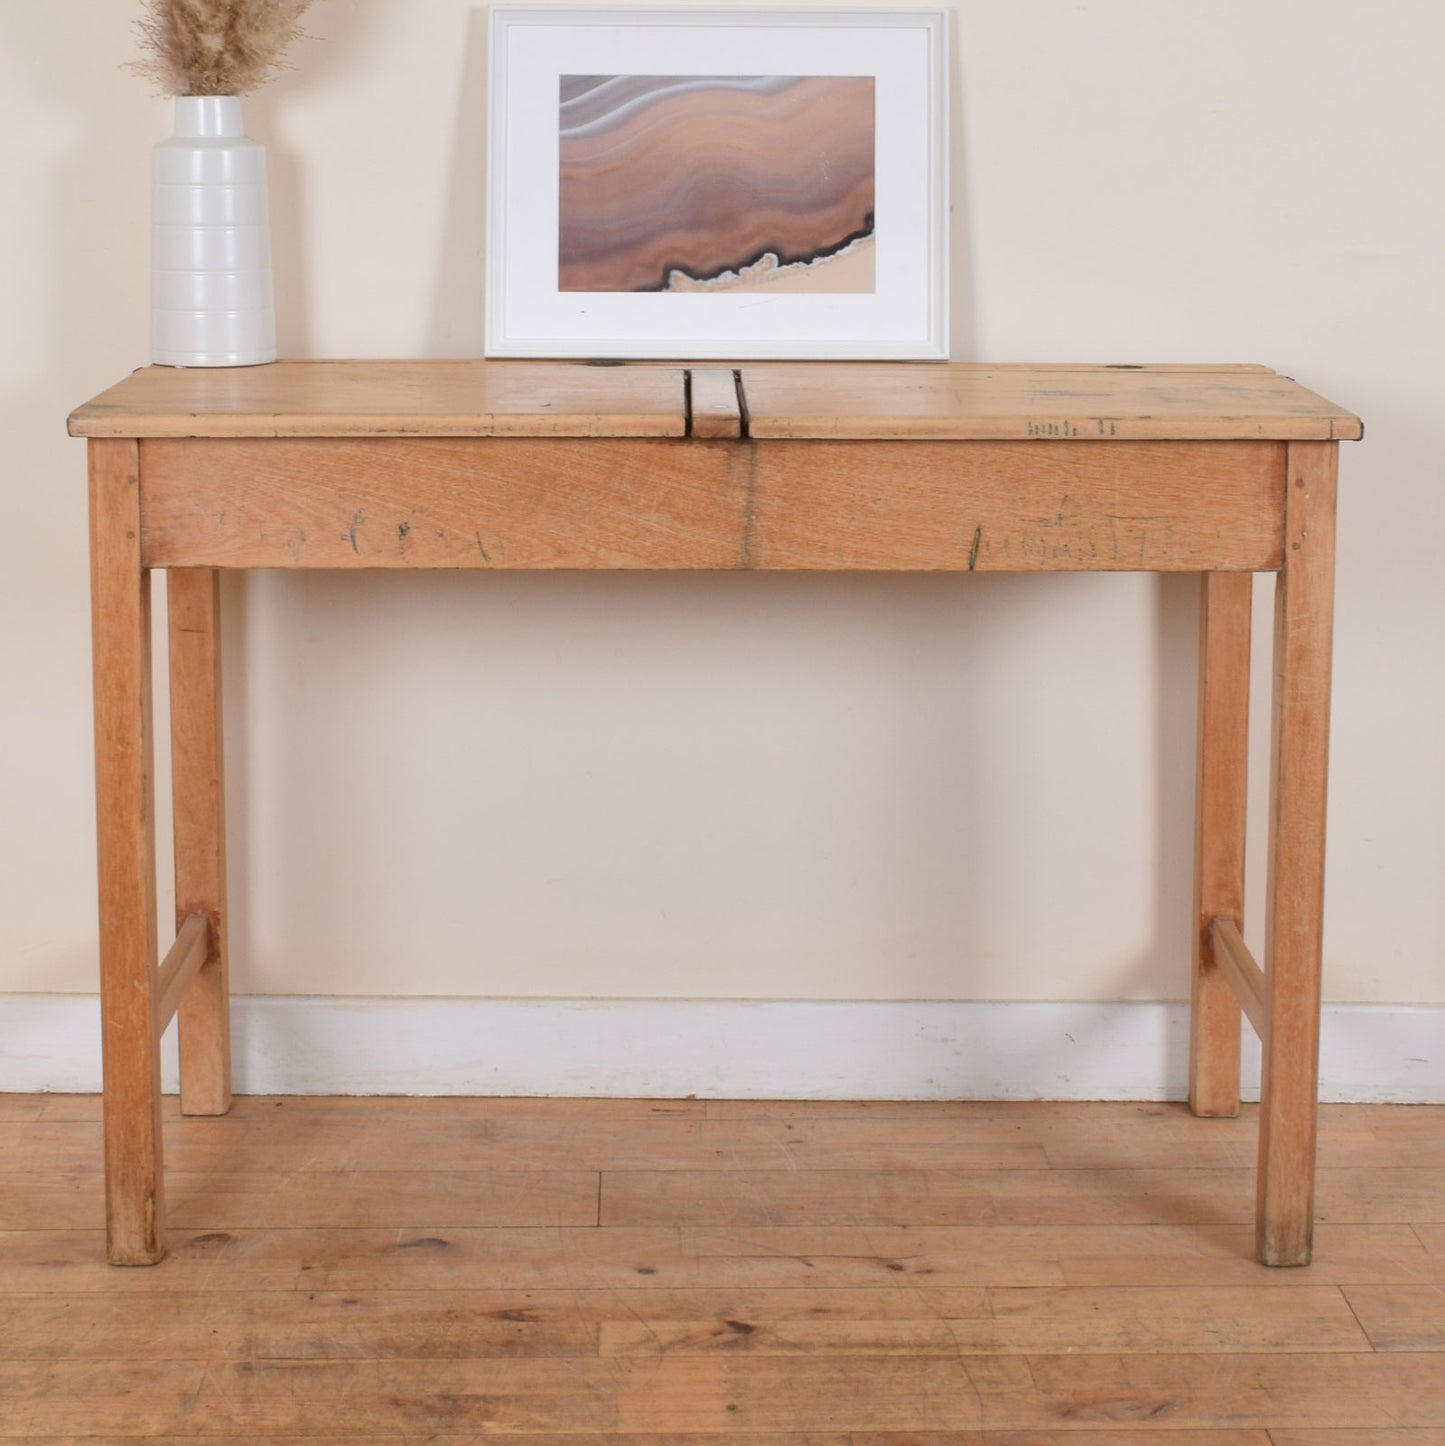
<box><xmin>1190</xmin><ymin>571</ymin><xmax>1251</xmax><ymax>1118</ymax></box>
<box><xmin>1257</xmin><ymin>442</ymin><xmax>1338</xmax><ymax>1266</ymax></box>
<box><xmin>168</xmin><ymin>569</ymin><xmax>232</xmax><ymax>1116</ymax></box>
<box><xmin>88</xmin><ymin>439</ymin><xmax>165</xmax><ymax>1265</ymax></box>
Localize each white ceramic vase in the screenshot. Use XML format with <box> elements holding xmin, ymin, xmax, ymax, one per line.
<box><xmin>151</xmin><ymin>95</ymin><xmax>277</xmax><ymax>367</ymax></box>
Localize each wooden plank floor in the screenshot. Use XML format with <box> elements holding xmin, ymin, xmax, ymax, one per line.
<box><xmin>1</xmin><ymin>1096</ymin><xmax>1443</xmax><ymax>1442</ymax></box>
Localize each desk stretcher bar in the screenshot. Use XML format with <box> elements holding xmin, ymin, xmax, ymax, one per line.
<box><xmin>69</xmin><ymin>360</ymin><xmax>1360</xmax><ymax>1268</ymax></box>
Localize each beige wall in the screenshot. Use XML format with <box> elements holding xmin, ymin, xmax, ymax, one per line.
<box><xmin>2</xmin><ymin>0</ymin><xmax>1441</xmax><ymax>1008</ymax></box>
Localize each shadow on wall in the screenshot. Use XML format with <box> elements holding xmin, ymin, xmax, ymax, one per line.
<box><xmin>429</xmin><ymin>5</ymin><xmax>490</xmax><ymax>356</ymax></box>
<box><xmin>947</xmin><ymin>11</ymin><xmax>977</xmax><ymax>361</ymax></box>
<box><xmin>222</xmin><ymin>567</ymin><xmax>1205</xmax><ymax>1057</ymax></box>
<box><xmin>886</xmin><ymin>570</ymin><xmax>1200</xmax><ymax>1048</ymax></box>
<box><xmin>1154</xmin><ymin>571</ymin><xmax>1204</xmax><ymax>1087</ymax></box>
<box><xmin>243</xmin><ymin>0</ymin><xmax>396</xmax><ymax>356</ymax></box>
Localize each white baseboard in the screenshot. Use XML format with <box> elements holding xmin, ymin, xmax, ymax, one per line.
<box><xmin>2</xmin><ymin>996</ymin><xmax>1441</xmax><ymax>1102</ymax></box>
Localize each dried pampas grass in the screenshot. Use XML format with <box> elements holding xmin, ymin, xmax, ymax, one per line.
<box><xmin>131</xmin><ymin>0</ymin><xmax>316</xmax><ymax>96</ymax></box>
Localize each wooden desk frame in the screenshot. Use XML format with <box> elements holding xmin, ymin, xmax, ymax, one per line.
<box><xmin>70</xmin><ymin>361</ymin><xmax>1360</xmax><ymax>1268</ymax></box>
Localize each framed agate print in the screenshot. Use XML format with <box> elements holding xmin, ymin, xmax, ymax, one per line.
<box><xmin>485</xmin><ymin>7</ymin><xmax>949</xmax><ymax>359</ymax></box>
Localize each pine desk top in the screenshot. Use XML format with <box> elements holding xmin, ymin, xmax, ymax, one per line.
<box><xmin>69</xmin><ymin>360</ymin><xmax>1361</xmax><ymax>443</ymax></box>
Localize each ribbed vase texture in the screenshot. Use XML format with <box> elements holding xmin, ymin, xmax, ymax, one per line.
<box><xmin>151</xmin><ymin>96</ymin><xmax>276</xmax><ymax>367</ymax></box>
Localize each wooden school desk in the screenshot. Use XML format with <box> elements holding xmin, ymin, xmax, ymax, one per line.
<box><xmin>69</xmin><ymin>360</ymin><xmax>1361</xmax><ymax>1267</ymax></box>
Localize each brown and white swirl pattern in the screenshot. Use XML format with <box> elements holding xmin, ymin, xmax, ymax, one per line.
<box><xmin>558</xmin><ymin>75</ymin><xmax>876</xmax><ymax>294</ymax></box>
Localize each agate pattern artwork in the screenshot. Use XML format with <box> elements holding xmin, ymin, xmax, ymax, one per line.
<box><xmin>557</xmin><ymin>75</ymin><xmax>876</xmax><ymax>295</ymax></box>
<box><xmin>486</xmin><ymin>8</ymin><xmax>947</xmax><ymax>359</ymax></box>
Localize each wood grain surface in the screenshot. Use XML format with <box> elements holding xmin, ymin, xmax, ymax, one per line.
<box><xmin>1257</xmin><ymin>442</ymin><xmax>1340</xmax><ymax>1266</ymax></box>
<box><xmin>739</xmin><ymin>363</ymin><xmax>1363</xmax><ymax>441</ymax></box>
<box><xmin>135</xmin><ymin>435</ymin><xmax>1286</xmax><ymax>573</ymax></box>
<box><xmin>138</xmin><ymin>436</ymin><xmax>755</xmax><ymax>570</ymax></box>
<box><xmin>68</xmin><ymin>359</ymin><xmax>1362</xmax><ymax>442</ymax></box>
<box><xmin>1189</xmin><ymin>570</ymin><xmax>1252</xmax><ymax>1116</ymax></box>
<box><xmin>689</xmin><ymin>367</ymin><xmax>744</xmax><ymax>438</ymax></box>
<box><xmin>166</xmin><ymin>567</ymin><xmax>232</xmax><ymax>1117</ymax></box>
<box><xmin>68</xmin><ymin>360</ymin><xmax>690</xmax><ymax>439</ymax></box>
<box><xmin>1</xmin><ymin>1097</ymin><xmax>1442</xmax><ymax>1439</ymax></box>
<box><xmin>87</xmin><ymin>439</ymin><xmax>165</xmax><ymax>1266</ymax></box>
<box><xmin>737</xmin><ymin>438</ymin><xmax>1285</xmax><ymax>572</ymax></box>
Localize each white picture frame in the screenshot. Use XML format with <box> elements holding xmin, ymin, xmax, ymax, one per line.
<box><xmin>486</xmin><ymin>7</ymin><xmax>949</xmax><ymax>360</ymax></box>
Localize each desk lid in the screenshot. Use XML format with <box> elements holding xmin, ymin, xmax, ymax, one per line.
<box><xmin>739</xmin><ymin>363</ymin><xmax>1363</xmax><ymax>441</ymax></box>
<box><xmin>68</xmin><ymin>360</ymin><xmax>689</xmax><ymax>439</ymax></box>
